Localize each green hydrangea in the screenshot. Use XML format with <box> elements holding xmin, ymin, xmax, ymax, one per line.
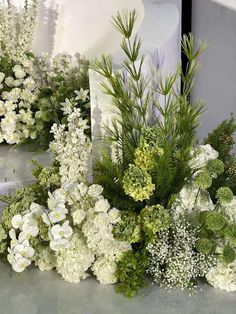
<box><xmin>140</xmin><ymin>205</ymin><xmax>170</xmax><ymax>239</ymax></box>
<box><xmin>0</xmin><ymin>242</ymin><xmax>7</xmax><ymax>255</ymax></box>
<box><xmin>205</xmin><ymin>212</ymin><xmax>226</xmax><ymax>231</ymax></box>
<box><xmin>0</xmin><ymin>224</ymin><xmax>7</xmax><ymax>242</ymax></box>
<box><xmin>222</xmin><ymin>245</ymin><xmax>236</xmax><ymax>264</ymax></box>
<box><xmin>194</xmin><ymin>171</ymin><xmax>212</xmax><ymax>189</ymax></box>
<box><xmin>140</xmin><ymin>127</ymin><xmax>164</xmax><ymax>148</ymax></box>
<box><xmin>216</xmin><ymin>187</ymin><xmax>234</xmax><ymax>204</ymax></box>
<box><xmin>38</xmin><ymin>166</ymin><xmax>61</xmax><ymax>188</ymax></box>
<box><xmin>123</xmin><ymin>164</ymin><xmax>155</xmax><ymax>201</ymax></box>
<box><xmin>134</xmin><ymin>141</ymin><xmax>163</xmax><ymax>171</ymax></box>
<box><xmin>112</xmin><ymin>212</ymin><xmax>141</xmax><ymax>243</ymax></box>
<box><xmin>38</xmin><ymin>220</ymin><xmax>50</xmax><ymax>241</ymax></box>
<box><xmin>196</xmin><ymin>238</ymin><xmax>214</xmax><ymax>255</ymax></box>
<box><xmin>206</xmin><ymin>159</ymin><xmax>224</xmax><ymax>178</ymax></box>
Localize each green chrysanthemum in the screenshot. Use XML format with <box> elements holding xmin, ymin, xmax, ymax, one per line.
<box><xmin>123</xmin><ymin>164</ymin><xmax>155</xmax><ymax>201</ymax></box>
<box><xmin>196</xmin><ymin>238</ymin><xmax>214</xmax><ymax>255</ymax></box>
<box><xmin>216</xmin><ymin>187</ymin><xmax>234</xmax><ymax>204</ymax></box>
<box><xmin>205</xmin><ymin>212</ymin><xmax>226</xmax><ymax>231</ymax></box>
<box><xmin>206</xmin><ymin>159</ymin><xmax>224</xmax><ymax>178</ymax></box>
<box><xmin>194</xmin><ymin>171</ymin><xmax>213</xmax><ymax>189</ymax></box>
<box><xmin>222</xmin><ymin>246</ymin><xmax>236</xmax><ymax>264</ymax></box>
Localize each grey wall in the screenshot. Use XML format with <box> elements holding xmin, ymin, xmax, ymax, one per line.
<box><xmin>192</xmin><ymin>0</ymin><xmax>236</xmax><ymax>142</ymax></box>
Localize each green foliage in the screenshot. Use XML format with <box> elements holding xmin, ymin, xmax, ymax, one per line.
<box><xmin>93</xmin><ymin>10</ymin><xmax>207</xmax><ymax>210</ymax></box>
<box><xmin>115</xmin><ymin>249</ymin><xmax>148</xmax><ymax>298</ymax></box>
<box><xmin>216</xmin><ymin>187</ymin><xmax>233</xmax><ymax>205</ymax></box>
<box><xmin>204</xmin><ymin>116</ymin><xmax>236</xmax><ymax>197</ymax></box>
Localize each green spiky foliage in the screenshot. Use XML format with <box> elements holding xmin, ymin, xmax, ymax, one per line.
<box><xmin>204</xmin><ymin>116</ymin><xmax>236</xmax><ymax>197</ymax></box>
<box><xmin>93</xmin><ymin>10</ymin><xmax>207</xmax><ymax>209</ymax></box>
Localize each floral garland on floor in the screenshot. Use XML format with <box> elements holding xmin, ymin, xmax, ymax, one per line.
<box><xmin>0</xmin><ymin>9</ymin><xmax>236</xmax><ymax>299</ymax></box>
<box><xmin>0</xmin><ymin>104</ymin><xmax>130</xmax><ymax>284</ymax></box>
<box><xmin>0</xmin><ymin>0</ymin><xmax>90</xmax><ymax>149</ymax></box>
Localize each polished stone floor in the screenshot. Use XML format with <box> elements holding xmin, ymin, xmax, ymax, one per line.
<box><xmin>0</xmin><ymin>261</ymin><xmax>235</xmax><ymax>314</ymax></box>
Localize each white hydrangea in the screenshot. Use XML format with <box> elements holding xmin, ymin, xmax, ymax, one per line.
<box><xmin>56</xmin><ymin>232</ymin><xmax>95</xmax><ymax>283</ymax></box>
<box><xmin>221</xmin><ymin>196</ymin><xmax>236</xmax><ymax>223</ymax></box>
<box><xmin>92</xmin><ymin>256</ymin><xmax>118</xmax><ymax>284</ymax></box>
<box><xmin>189</xmin><ymin>144</ymin><xmax>219</xmax><ymax>170</ymax></box>
<box><xmin>172</xmin><ymin>183</ymin><xmax>214</xmax><ymax>216</ymax></box>
<box><xmin>206</xmin><ymin>261</ymin><xmax>236</xmax><ymax>292</ymax></box>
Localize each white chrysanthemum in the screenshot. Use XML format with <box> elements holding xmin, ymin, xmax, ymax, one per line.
<box><xmin>172</xmin><ymin>183</ymin><xmax>214</xmax><ymax>216</ymax></box>
<box><xmin>206</xmin><ymin>261</ymin><xmax>236</xmax><ymax>292</ymax></box>
<box><xmin>56</xmin><ymin>232</ymin><xmax>95</xmax><ymax>283</ymax></box>
<box><xmin>189</xmin><ymin>144</ymin><xmax>219</xmax><ymax>170</ymax></box>
<box><xmin>92</xmin><ymin>256</ymin><xmax>118</xmax><ymax>284</ymax></box>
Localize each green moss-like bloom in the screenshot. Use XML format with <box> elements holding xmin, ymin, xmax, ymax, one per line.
<box><xmin>196</xmin><ymin>238</ymin><xmax>213</xmax><ymax>255</ymax></box>
<box><xmin>216</xmin><ymin>187</ymin><xmax>234</xmax><ymax>204</ymax></box>
<box><xmin>224</xmin><ymin>224</ymin><xmax>236</xmax><ymax>245</ymax></box>
<box><xmin>194</xmin><ymin>171</ymin><xmax>213</xmax><ymax>189</ymax></box>
<box><xmin>123</xmin><ymin>164</ymin><xmax>155</xmax><ymax>201</ymax></box>
<box><xmin>0</xmin><ymin>223</ymin><xmax>7</xmax><ymax>242</ymax></box>
<box><xmin>205</xmin><ymin>212</ymin><xmax>226</xmax><ymax>231</ymax></box>
<box><xmin>140</xmin><ymin>205</ymin><xmax>170</xmax><ymax>239</ymax></box>
<box><xmin>38</xmin><ymin>220</ymin><xmax>50</xmax><ymax>241</ymax></box>
<box><xmin>112</xmin><ymin>212</ymin><xmax>141</xmax><ymax>243</ymax></box>
<box><xmin>38</xmin><ymin>167</ymin><xmax>60</xmax><ymax>188</ymax></box>
<box><xmin>206</xmin><ymin>159</ymin><xmax>224</xmax><ymax>178</ymax></box>
<box><xmin>222</xmin><ymin>245</ymin><xmax>236</xmax><ymax>264</ymax></box>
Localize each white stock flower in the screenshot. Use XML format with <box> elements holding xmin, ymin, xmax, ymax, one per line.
<box><xmin>13</xmin><ymin>65</ymin><xmax>26</xmax><ymax>79</ymax></box>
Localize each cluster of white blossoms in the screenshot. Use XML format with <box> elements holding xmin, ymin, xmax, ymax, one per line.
<box><xmin>172</xmin><ymin>144</ymin><xmax>219</xmax><ymax>216</ymax></box>
<box><xmin>0</xmin><ymin>59</ymin><xmax>38</xmax><ymax>144</ymax></box>
<box><xmin>7</xmin><ymin>203</ymin><xmax>42</xmax><ymax>272</ymax></box>
<box><xmin>55</xmin><ymin>182</ymin><xmax>131</xmax><ymax>284</ymax></box>
<box><xmin>0</xmin><ymin>0</ymin><xmax>38</xmax><ymax>63</ymax></box>
<box><xmin>41</xmin><ymin>188</ymin><xmax>73</xmax><ymax>251</ymax></box>
<box><xmin>189</xmin><ymin>144</ymin><xmax>219</xmax><ymax>171</ymax></box>
<box><xmin>50</xmin><ymin>107</ymin><xmax>91</xmax><ymax>183</ymax></box>
<box><xmin>206</xmin><ymin>261</ymin><xmax>236</xmax><ymax>292</ymax></box>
